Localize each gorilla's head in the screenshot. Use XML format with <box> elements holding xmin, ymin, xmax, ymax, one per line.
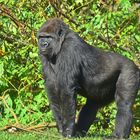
<box><xmin>37</xmin><ymin>18</ymin><xmax>69</xmax><ymax>59</ymax></box>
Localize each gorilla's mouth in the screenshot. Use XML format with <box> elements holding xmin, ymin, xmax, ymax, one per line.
<box><xmin>40</xmin><ymin>50</ymin><xmax>46</xmax><ymax>54</ymax></box>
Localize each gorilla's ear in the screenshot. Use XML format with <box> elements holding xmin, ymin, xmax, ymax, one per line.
<box><xmin>54</xmin><ymin>25</ymin><xmax>68</xmax><ymax>56</ymax></box>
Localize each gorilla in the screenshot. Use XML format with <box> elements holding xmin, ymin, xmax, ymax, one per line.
<box><xmin>37</xmin><ymin>18</ymin><xmax>140</xmax><ymax>139</ymax></box>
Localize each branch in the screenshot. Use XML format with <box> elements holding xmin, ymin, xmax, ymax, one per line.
<box><xmin>0</xmin><ymin>123</ymin><xmax>56</xmax><ymax>132</ymax></box>
<box><xmin>0</xmin><ymin>3</ymin><xmax>25</xmax><ymax>29</ymax></box>
<box><xmin>0</xmin><ymin>33</ymin><xmax>27</xmax><ymax>46</ymax></box>
<box><xmin>98</xmin><ymin>35</ymin><xmax>117</xmax><ymax>48</ymax></box>
<box><xmin>74</xmin><ymin>0</ymin><xmax>93</xmax><ymax>12</ymax></box>
<box><xmin>0</xmin><ymin>3</ymin><xmax>35</xmax><ymax>36</ymax></box>
<box><xmin>0</xmin><ymin>96</ymin><xmax>19</xmax><ymax>124</ymax></box>
<box><xmin>49</xmin><ymin>1</ymin><xmax>80</xmax><ymax>26</ymax></box>
<box><xmin>26</xmin><ymin>123</ymin><xmax>56</xmax><ymax>131</ymax></box>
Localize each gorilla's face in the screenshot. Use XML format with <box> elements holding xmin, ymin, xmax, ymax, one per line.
<box><xmin>38</xmin><ymin>35</ymin><xmax>53</xmax><ymax>55</ymax></box>
<box><xmin>38</xmin><ymin>31</ymin><xmax>62</xmax><ymax>60</ymax></box>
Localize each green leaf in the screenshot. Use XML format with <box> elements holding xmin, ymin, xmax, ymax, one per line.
<box><xmin>6</xmin><ymin>96</ymin><xmax>13</xmax><ymax>108</ymax></box>
<box><xmin>120</xmin><ymin>0</ymin><xmax>131</xmax><ymax>9</ymax></box>
<box><xmin>135</xmin><ymin>35</ymin><xmax>140</xmax><ymax>43</ymax></box>
<box><xmin>0</xmin><ymin>60</ymin><xmax>4</xmax><ymax>78</ymax></box>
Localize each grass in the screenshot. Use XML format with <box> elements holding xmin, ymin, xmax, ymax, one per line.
<box><xmin>0</xmin><ymin>128</ymin><xmax>140</xmax><ymax>140</ymax></box>
<box><xmin>0</xmin><ymin>129</ymin><xmax>101</xmax><ymax>140</ymax></box>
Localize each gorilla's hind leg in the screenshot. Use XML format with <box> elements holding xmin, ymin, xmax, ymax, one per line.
<box><xmin>113</xmin><ymin>70</ymin><xmax>139</xmax><ymax>138</ymax></box>
<box><xmin>75</xmin><ymin>99</ymin><xmax>99</xmax><ymax>136</ymax></box>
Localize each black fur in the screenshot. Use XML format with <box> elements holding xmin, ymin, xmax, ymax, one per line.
<box><xmin>37</xmin><ymin>18</ymin><xmax>140</xmax><ymax>138</ymax></box>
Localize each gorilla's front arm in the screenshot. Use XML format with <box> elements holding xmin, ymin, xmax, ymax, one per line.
<box><xmin>41</xmin><ymin>54</ymin><xmax>77</xmax><ymax>137</ymax></box>
<box><xmin>59</xmin><ymin>87</ymin><xmax>76</xmax><ymax>137</ymax></box>
<box><xmin>54</xmin><ymin>50</ymin><xmax>79</xmax><ymax>137</ymax></box>
<box><xmin>46</xmin><ymin>75</ymin><xmax>77</xmax><ymax>137</ymax></box>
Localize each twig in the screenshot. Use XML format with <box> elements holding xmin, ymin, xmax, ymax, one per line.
<box><xmin>74</xmin><ymin>0</ymin><xmax>93</xmax><ymax>12</ymax></box>
<box><xmin>133</xmin><ymin>116</ymin><xmax>140</xmax><ymax>120</ymax></box>
<box><xmin>98</xmin><ymin>35</ymin><xmax>117</xmax><ymax>48</ymax></box>
<box><xmin>28</xmin><ymin>115</ymin><xmax>44</xmax><ymax>126</ymax></box>
<box><xmin>0</xmin><ymin>3</ymin><xmax>35</xmax><ymax>37</ymax></box>
<box><xmin>0</xmin><ymin>3</ymin><xmax>25</xmax><ymax>29</ymax></box>
<box><xmin>0</xmin><ymin>96</ymin><xmax>19</xmax><ymax>124</ymax></box>
<box><xmin>1</xmin><ymin>76</ymin><xmax>18</xmax><ymax>92</ymax></box>
<box><xmin>49</xmin><ymin>1</ymin><xmax>80</xmax><ymax>26</ymax></box>
<box><xmin>106</xmin><ymin>15</ymin><xmax>113</xmax><ymax>49</ymax></box>
<box><xmin>26</xmin><ymin>123</ymin><xmax>56</xmax><ymax>131</ymax></box>
<box><xmin>1</xmin><ymin>89</ymin><xmax>16</xmax><ymax>98</ymax></box>
<box><xmin>0</xmin><ymin>123</ymin><xmax>56</xmax><ymax>132</ymax></box>
<box><xmin>0</xmin><ymin>33</ymin><xmax>27</xmax><ymax>46</ymax></box>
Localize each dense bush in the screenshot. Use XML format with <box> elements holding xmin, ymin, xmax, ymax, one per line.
<box><xmin>0</xmin><ymin>0</ymin><xmax>140</xmax><ymax>136</ymax></box>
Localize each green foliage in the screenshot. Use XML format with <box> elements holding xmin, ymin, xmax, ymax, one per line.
<box><xmin>0</xmin><ymin>0</ymin><xmax>140</xmax><ymax>137</ymax></box>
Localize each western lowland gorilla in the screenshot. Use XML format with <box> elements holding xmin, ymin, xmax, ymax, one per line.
<box><xmin>37</xmin><ymin>18</ymin><xmax>140</xmax><ymax>139</ymax></box>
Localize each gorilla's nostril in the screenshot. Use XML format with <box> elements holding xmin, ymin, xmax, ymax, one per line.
<box><xmin>43</xmin><ymin>42</ymin><xmax>49</xmax><ymax>48</ymax></box>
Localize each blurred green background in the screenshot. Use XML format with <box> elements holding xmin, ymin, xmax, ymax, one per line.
<box><xmin>0</xmin><ymin>0</ymin><xmax>140</xmax><ymax>138</ymax></box>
